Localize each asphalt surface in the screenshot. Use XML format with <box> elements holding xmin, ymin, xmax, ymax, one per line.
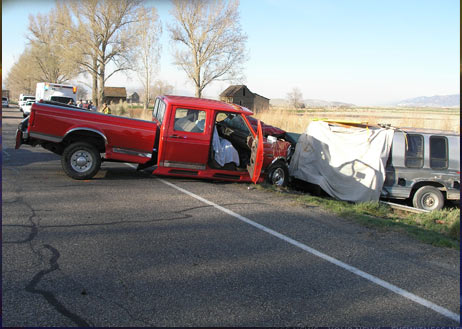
<box><xmin>2</xmin><ymin>105</ymin><xmax>460</xmax><ymax>327</ymax></box>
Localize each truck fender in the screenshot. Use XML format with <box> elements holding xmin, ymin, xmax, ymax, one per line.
<box><xmin>265</xmin><ymin>156</ymin><xmax>287</xmax><ymax>172</ymax></box>
<box><xmin>64</xmin><ymin>128</ymin><xmax>108</xmax><ymax>145</ymax></box>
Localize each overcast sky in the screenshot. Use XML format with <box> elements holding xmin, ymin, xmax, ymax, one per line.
<box><xmin>2</xmin><ymin>0</ymin><xmax>460</xmax><ymax>105</ymax></box>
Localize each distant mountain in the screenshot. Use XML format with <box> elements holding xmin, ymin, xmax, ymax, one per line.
<box><xmin>270</xmin><ymin>98</ymin><xmax>355</xmax><ymax>108</ymax></box>
<box><xmin>396</xmin><ymin>94</ymin><xmax>460</xmax><ymax>107</ymax></box>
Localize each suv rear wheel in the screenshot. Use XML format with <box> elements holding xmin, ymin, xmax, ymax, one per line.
<box><xmin>61</xmin><ymin>142</ymin><xmax>101</xmax><ymax>180</ymax></box>
<box><xmin>412</xmin><ymin>186</ymin><xmax>444</xmax><ymax>211</ymax></box>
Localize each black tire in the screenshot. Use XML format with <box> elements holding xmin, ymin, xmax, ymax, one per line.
<box><xmin>412</xmin><ymin>186</ymin><xmax>444</xmax><ymax>211</ymax></box>
<box><xmin>265</xmin><ymin>161</ymin><xmax>289</xmax><ymax>187</ymax></box>
<box><xmin>61</xmin><ymin>142</ymin><xmax>101</xmax><ymax>180</ymax></box>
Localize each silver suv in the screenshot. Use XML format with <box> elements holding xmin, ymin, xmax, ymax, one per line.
<box><xmin>381</xmin><ymin>128</ymin><xmax>460</xmax><ymax>210</ymax></box>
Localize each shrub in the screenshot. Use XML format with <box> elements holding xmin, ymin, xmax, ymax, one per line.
<box><xmin>449</xmin><ymin>219</ymin><xmax>460</xmax><ymax>241</ymax></box>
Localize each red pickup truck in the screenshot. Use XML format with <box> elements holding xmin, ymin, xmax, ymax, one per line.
<box><xmin>16</xmin><ymin>96</ymin><xmax>294</xmax><ymax>185</ymax></box>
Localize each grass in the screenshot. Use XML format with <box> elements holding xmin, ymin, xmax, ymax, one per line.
<box><xmin>111</xmin><ymin>101</ymin><xmax>153</xmax><ymax>120</ymax></box>
<box><xmin>255</xmin><ymin>183</ymin><xmax>460</xmax><ymax>249</ymax></box>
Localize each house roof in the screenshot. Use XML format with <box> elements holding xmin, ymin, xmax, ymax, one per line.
<box><xmin>219</xmin><ymin>85</ymin><xmax>247</xmax><ymax>97</ymax></box>
<box><xmin>104</xmin><ymin>87</ymin><xmax>127</xmax><ymax>97</ymax></box>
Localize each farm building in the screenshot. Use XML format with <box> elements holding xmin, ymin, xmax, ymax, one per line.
<box><xmin>220</xmin><ymin>85</ymin><xmax>269</xmax><ymax>113</ymax></box>
<box><xmin>103</xmin><ymin>87</ymin><xmax>127</xmax><ymax>104</ymax></box>
<box><xmin>127</xmin><ymin>92</ymin><xmax>140</xmax><ymax>103</ymax></box>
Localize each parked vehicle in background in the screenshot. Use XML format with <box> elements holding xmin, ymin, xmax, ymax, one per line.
<box><xmin>2</xmin><ymin>97</ymin><xmax>9</xmax><ymax>107</ymax></box>
<box><xmin>22</xmin><ymin>100</ymin><xmax>35</xmax><ymax>118</ymax></box>
<box><xmin>19</xmin><ymin>95</ymin><xmax>35</xmax><ymax>111</ymax></box>
<box><xmin>36</xmin><ymin>82</ymin><xmax>77</xmax><ymax>105</ymax></box>
<box><xmin>15</xmin><ymin>96</ymin><xmax>294</xmax><ymax>185</ymax></box>
<box><xmin>381</xmin><ymin>128</ymin><xmax>460</xmax><ymax>211</ymax></box>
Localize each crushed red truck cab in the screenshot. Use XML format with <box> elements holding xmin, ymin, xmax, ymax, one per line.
<box><xmin>16</xmin><ymin>96</ymin><xmax>294</xmax><ymax>185</ymax></box>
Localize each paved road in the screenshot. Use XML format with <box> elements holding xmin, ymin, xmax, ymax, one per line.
<box><xmin>2</xmin><ymin>106</ymin><xmax>460</xmax><ymax>326</ymax></box>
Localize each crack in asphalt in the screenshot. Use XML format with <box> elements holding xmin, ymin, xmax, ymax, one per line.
<box><xmin>24</xmin><ymin>244</ymin><xmax>91</xmax><ymax>327</ymax></box>
<box><xmin>3</xmin><ymin>202</ymin><xmax>265</xmax><ymax>234</ymax></box>
<box><xmin>4</xmin><ymin>158</ymin><xmax>268</xmax><ymax>326</ymax></box>
<box><xmin>4</xmin><ymin>165</ymin><xmax>92</xmax><ymax>326</ymax></box>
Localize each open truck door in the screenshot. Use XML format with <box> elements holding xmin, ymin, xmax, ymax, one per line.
<box><xmin>247</xmin><ymin>119</ymin><xmax>264</xmax><ymax>183</ymax></box>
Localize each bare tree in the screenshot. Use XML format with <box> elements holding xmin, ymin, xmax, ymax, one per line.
<box><xmin>57</xmin><ymin>0</ymin><xmax>147</xmax><ymax>106</ymax></box>
<box><xmin>75</xmin><ymin>84</ymin><xmax>89</xmax><ymax>101</ymax></box>
<box><xmin>4</xmin><ymin>48</ymin><xmax>41</xmax><ymax>98</ymax></box>
<box><xmin>134</xmin><ymin>7</ymin><xmax>162</xmax><ymax>110</ymax></box>
<box><xmin>287</xmin><ymin>87</ymin><xmax>304</xmax><ymax>108</ymax></box>
<box><xmin>168</xmin><ymin>0</ymin><xmax>247</xmax><ymax>98</ymax></box>
<box><xmin>151</xmin><ymin>79</ymin><xmax>174</xmax><ymax>99</ymax></box>
<box><xmin>27</xmin><ymin>8</ymin><xmax>80</xmax><ymax>83</ymax></box>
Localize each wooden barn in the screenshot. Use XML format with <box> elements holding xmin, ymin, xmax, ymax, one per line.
<box><xmin>103</xmin><ymin>87</ymin><xmax>127</xmax><ymax>104</ymax></box>
<box><xmin>219</xmin><ymin>85</ymin><xmax>269</xmax><ymax>113</ymax></box>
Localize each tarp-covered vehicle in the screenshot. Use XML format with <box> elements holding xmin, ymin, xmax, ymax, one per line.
<box><xmin>288</xmin><ymin>120</ymin><xmax>460</xmax><ymax>210</ymax></box>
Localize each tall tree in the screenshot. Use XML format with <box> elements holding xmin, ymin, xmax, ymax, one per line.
<box><xmin>27</xmin><ymin>7</ymin><xmax>80</xmax><ymax>83</ymax></box>
<box><xmin>4</xmin><ymin>48</ymin><xmax>41</xmax><ymax>98</ymax></box>
<box><xmin>57</xmin><ymin>0</ymin><xmax>146</xmax><ymax>106</ymax></box>
<box><xmin>134</xmin><ymin>7</ymin><xmax>162</xmax><ymax>110</ymax></box>
<box><xmin>169</xmin><ymin>0</ymin><xmax>247</xmax><ymax>98</ymax></box>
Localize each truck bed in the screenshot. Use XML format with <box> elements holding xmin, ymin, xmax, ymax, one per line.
<box><xmin>18</xmin><ymin>101</ymin><xmax>158</xmax><ymax>164</ymax></box>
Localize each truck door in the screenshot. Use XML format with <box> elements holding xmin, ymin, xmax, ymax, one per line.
<box><xmin>247</xmin><ymin>120</ymin><xmax>264</xmax><ymax>183</ymax></box>
<box><xmin>160</xmin><ymin>107</ymin><xmax>210</xmax><ymax>170</ymax></box>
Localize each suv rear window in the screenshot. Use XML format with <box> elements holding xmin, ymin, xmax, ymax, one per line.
<box><xmin>405</xmin><ymin>134</ymin><xmax>424</xmax><ymax>168</ymax></box>
<box><xmin>430</xmin><ymin>136</ymin><xmax>448</xmax><ymax>169</ymax></box>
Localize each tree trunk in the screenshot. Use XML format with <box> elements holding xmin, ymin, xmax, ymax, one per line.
<box><xmin>144</xmin><ymin>70</ymin><xmax>149</xmax><ymax>110</ymax></box>
<box><xmin>98</xmin><ymin>62</ymin><xmax>105</xmax><ymax>107</ymax></box>
<box><xmin>92</xmin><ymin>57</ymin><xmax>98</xmax><ymax>106</ymax></box>
<box><xmin>195</xmin><ymin>66</ymin><xmax>201</xmax><ymax>98</ymax></box>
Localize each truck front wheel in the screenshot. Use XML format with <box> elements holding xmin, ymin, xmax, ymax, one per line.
<box><xmin>265</xmin><ymin>161</ymin><xmax>289</xmax><ymax>187</ymax></box>
<box><xmin>62</xmin><ymin>142</ymin><xmax>101</xmax><ymax>180</ymax></box>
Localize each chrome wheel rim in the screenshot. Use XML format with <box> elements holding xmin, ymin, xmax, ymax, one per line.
<box><xmin>271</xmin><ymin>168</ymin><xmax>285</xmax><ymax>186</ymax></box>
<box><xmin>70</xmin><ymin>150</ymin><xmax>93</xmax><ymax>173</ymax></box>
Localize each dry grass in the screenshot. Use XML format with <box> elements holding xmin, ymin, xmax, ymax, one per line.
<box><xmin>111</xmin><ymin>101</ymin><xmax>459</xmax><ymax>134</ymax></box>
<box><xmin>111</xmin><ymin>101</ymin><xmax>153</xmax><ymax>121</ymax></box>
<box><xmin>254</xmin><ymin>106</ymin><xmax>460</xmax><ymax>134</ymax></box>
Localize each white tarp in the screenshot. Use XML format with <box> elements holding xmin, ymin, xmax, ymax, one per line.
<box><xmin>289</xmin><ymin>121</ymin><xmax>394</xmax><ymax>202</ymax></box>
<box><xmin>212</xmin><ymin>126</ymin><xmax>240</xmax><ymax>167</ymax></box>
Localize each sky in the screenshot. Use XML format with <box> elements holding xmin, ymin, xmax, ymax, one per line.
<box><xmin>2</xmin><ymin>0</ymin><xmax>460</xmax><ymax>106</ymax></box>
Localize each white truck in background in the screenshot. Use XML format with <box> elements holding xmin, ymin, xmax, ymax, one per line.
<box><xmin>36</xmin><ymin>82</ymin><xmax>77</xmax><ymax>105</ymax></box>
<box><xmin>19</xmin><ymin>94</ymin><xmax>36</xmax><ymax>111</ymax></box>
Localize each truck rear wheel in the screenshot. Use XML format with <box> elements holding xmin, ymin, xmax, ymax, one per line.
<box><xmin>412</xmin><ymin>186</ymin><xmax>444</xmax><ymax>211</ymax></box>
<box><xmin>62</xmin><ymin>142</ymin><xmax>101</xmax><ymax>180</ymax></box>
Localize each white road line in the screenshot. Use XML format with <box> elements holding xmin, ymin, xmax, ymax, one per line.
<box><xmin>125</xmin><ymin>163</ymin><xmax>460</xmax><ymax>323</ymax></box>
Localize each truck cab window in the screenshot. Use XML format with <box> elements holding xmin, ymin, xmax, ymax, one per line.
<box><xmin>430</xmin><ymin>136</ymin><xmax>448</xmax><ymax>169</ymax></box>
<box><xmin>405</xmin><ymin>134</ymin><xmax>424</xmax><ymax>168</ymax></box>
<box><xmin>174</xmin><ymin>108</ymin><xmax>206</xmax><ymax>133</ymax></box>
